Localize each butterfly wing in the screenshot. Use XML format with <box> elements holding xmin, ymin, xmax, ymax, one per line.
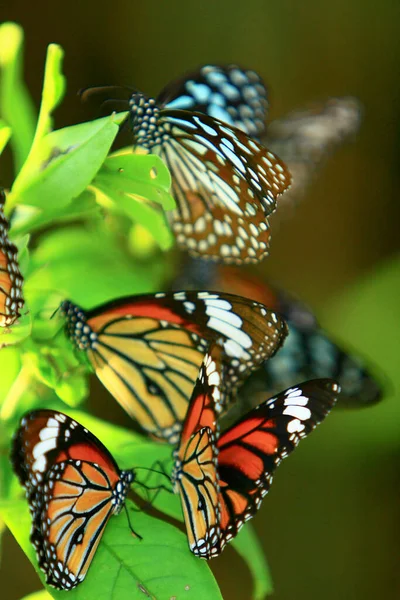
<box><xmin>158</xmin><ymin>64</ymin><xmax>268</xmax><ymax>138</ymax></box>
<box><xmin>215</xmin><ymin>379</ymin><xmax>340</xmax><ymax>550</ymax></box>
<box><xmin>0</xmin><ymin>189</ymin><xmax>24</xmax><ymax>326</ymax></box>
<box><xmin>154</xmin><ymin>109</ymin><xmax>291</xmax><ymax>263</ymax></box>
<box><xmin>173</xmin><ymin>352</ymin><xmax>222</xmax><ymax>557</ymax></box>
<box><xmin>32</xmin><ymin>460</ymin><xmax>118</xmax><ymax>589</ymax></box>
<box><xmin>263</xmin><ymin>97</ymin><xmax>362</xmax><ymax>209</ymax></box>
<box><xmin>173</xmin><ymin>262</ymin><xmax>382</xmax><ymax>407</ymax></box>
<box><xmin>62</xmin><ymin>291</ymin><xmax>288</xmax><ymax>443</ymax></box>
<box><xmin>11</xmin><ymin>410</ymin><xmax>133</xmax><ymax>590</ymax></box>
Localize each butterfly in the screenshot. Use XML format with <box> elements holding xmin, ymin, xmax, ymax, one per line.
<box><xmin>127</xmin><ymin>64</ymin><xmax>291</xmax><ymax>264</ymax></box>
<box><xmin>0</xmin><ymin>188</ymin><xmax>24</xmax><ymax>326</ymax></box>
<box><xmin>61</xmin><ymin>290</ymin><xmax>288</xmax><ymax>443</ymax></box>
<box><xmin>261</xmin><ymin>97</ymin><xmax>362</xmax><ymax>210</ymax></box>
<box><xmin>172</xmin><ymin>351</ymin><xmax>340</xmax><ymax>558</ymax></box>
<box><xmin>172</xmin><ymin>262</ymin><xmax>382</xmax><ymax>408</ymax></box>
<box><xmin>157</xmin><ymin>70</ymin><xmax>360</xmax><ymax>212</ymax></box>
<box><xmin>11</xmin><ymin>409</ymin><xmax>137</xmax><ymax>590</ymax></box>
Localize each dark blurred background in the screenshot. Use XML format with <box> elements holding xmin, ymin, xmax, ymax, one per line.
<box><xmin>1</xmin><ymin>1</ymin><xmax>399</xmax><ymax>598</ymax></box>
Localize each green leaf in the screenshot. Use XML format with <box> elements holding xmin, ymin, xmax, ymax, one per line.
<box><xmin>9</xmin><ymin>190</ymin><xmax>100</xmax><ymax>237</ymax></box>
<box><xmin>9</xmin><ymin>114</ymin><xmax>127</xmax><ymax>212</ymax></box>
<box><xmin>232</xmin><ymin>524</ymin><xmax>273</xmax><ymax>600</ymax></box>
<box><xmin>118</xmin><ymin>442</ymin><xmax>182</xmax><ymax>521</ymax></box>
<box><xmin>0</xmin><ymin>22</ymin><xmax>36</xmax><ymax>172</ymax></box>
<box><xmin>92</xmin><ymin>150</ymin><xmax>175</xmax><ymax>250</ymax></box>
<box><xmin>0</xmin><ymin>346</ymin><xmax>21</xmax><ymax>404</ymax></box>
<box><xmin>0</xmin><ymin>119</ymin><xmax>11</xmax><ymax>155</ymax></box>
<box><xmin>14</xmin><ymin>43</ymin><xmax>65</xmax><ymax>178</ymax></box>
<box><xmin>0</xmin><ymin>309</ymin><xmax>31</xmax><ymax>348</ymax></box>
<box><xmin>28</xmin><ymin>225</ymin><xmax>167</xmax><ymax>306</ymax></box>
<box><xmin>21</xmin><ymin>343</ymin><xmax>88</xmax><ymax>408</ymax></box>
<box><xmin>0</xmin><ymin>498</ymin><xmax>222</xmax><ymax>600</ymax></box>
<box><xmin>94</xmin><ymin>151</ymin><xmax>175</xmax><ymax>210</ymax></box>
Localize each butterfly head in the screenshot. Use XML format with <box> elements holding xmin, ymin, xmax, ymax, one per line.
<box><xmin>112</xmin><ymin>469</ymin><xmax>135</xmax><ymax>514</ymax></box>
<box><xmin>129</xmin><ymin>93</ymin><xmax>164</xmax><ymax>148</ymax></box>
<box><xmin>60</xmin><ymin>300</ymin><xmax>96</xmax><ymax>351</ymax></box>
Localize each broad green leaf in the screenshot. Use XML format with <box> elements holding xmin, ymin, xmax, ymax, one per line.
<box><xmin>0</xmin><ymin>22</ymin><xmax>36</xmax><ymax>171</ymax></box>
<box><xmin>28</xmin><ymin>225</ymin><xmax>167</xmax><ymax>305</ymax></box>
<box><xmin>92</xmin><ymin>151</ymin><xmax>175</xmax><ymax>250</ymax></box>
<box><xmin>10</xmin><ymin>189</ymin><xmax>100</xmax><ymax>237</ymax></box>
<box><xmin>21</xmin><ymin>344</ymin><xmax>88</xmax><ymax>408</ymax></box>
<box><xmin>0</xmin><ymin>364</ymin><xmax>34</xmax><ymax>422</ymax></box>
<box><xmin>9</xmin><ymin>114</ymin><xmax>127</xmax><ymax>212</ymax></box>
<box><xmin>118</xmin><ymin>442</ymin><xmax>181</xmax><ymax>521</ymax></box>
<box><xmin>0</xmin><ymin>119</ymin><xmax>11</xmax><ymax>155</ymax></box>
<box><xmin>232</xmin><ymin>524</ymin><xmax>273</xmax><ymax>600</ymax></box>
<box><xmin>1</xmin><ymin>498</ymin><xmax>222</xmax><ymax>600</ymax></box>
<box><xmin>94</xmin><ymin>150</ymin><xmax>175</xmax><ymax>211</ymax></box>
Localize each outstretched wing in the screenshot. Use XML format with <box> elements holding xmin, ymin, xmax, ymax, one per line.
<box><xmin>215</xmin><ymin>379</ymin><xmax>340</xmax><ymax>549</ymax></box>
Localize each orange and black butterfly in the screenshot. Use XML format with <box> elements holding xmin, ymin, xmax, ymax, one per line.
<box><xmin>11</xmin><ymin>410</ymin><xmax>137</xmax><ymax>590</ymax></box>
<box><xmin>0</xmin><ymin>189</ymin><xmax>24</xmax><ymax>326</ymax></box>
<box><xmin>61</xmin><ymin>291</ymin><xmax>288</xmax><ymax>443</ymax></box>
<box><xmin>173</xmin><ymin>352</ymin><xmax>339</xmax><ymax>558</ymax></box>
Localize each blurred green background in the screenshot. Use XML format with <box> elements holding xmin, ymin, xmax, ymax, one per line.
<box><xmin>1</xmin><ymin>1</ymin><xmax>399</xmax><ymax>598</ymax></box>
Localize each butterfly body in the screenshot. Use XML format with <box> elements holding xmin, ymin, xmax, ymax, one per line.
<box><xmin>11</xmin><ymin>410</ymin><xmax>134</xmax><ymax>590</ymax></box>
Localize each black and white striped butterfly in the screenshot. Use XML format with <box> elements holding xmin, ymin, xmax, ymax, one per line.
<box><xmin>127</xmin><ymin>65</ymin><xmax>291</xmax><ymax>264</ymax></box>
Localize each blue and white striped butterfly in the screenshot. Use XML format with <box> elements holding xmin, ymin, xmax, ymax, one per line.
<box><xmin>128</xmin><ymin>65</ymin><xmax>291</xmax><ymax>264</ymax></box>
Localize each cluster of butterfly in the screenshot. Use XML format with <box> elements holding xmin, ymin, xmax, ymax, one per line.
<box><xmin>2</xmin><ymin>65</ymin><xmax>377</xmax><ymax>591</ymax></box>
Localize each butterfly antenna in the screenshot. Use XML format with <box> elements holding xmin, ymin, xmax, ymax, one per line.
<box><xmin>134</xmin><ymin>484</ymin><xmax>166</xmax><ymax>513</ymax></box>
<box><xmin>134</xmin><ymin>461</ymin><xmax>173</xmax><ymax>493</ymax></box>
<box><xmin>124</xmin><ymin>504</ymin><xmax>143</xmax><ymax>540</ymax></box>
<box><xmin>79</xmin><ymin>84</ymin><xmax>139</xmax><ymax>103</ymax></box>
<box><xmin>134</xmin><ymin>478</ymin><xmax>173</xmax><ymax>495</ymax></box>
